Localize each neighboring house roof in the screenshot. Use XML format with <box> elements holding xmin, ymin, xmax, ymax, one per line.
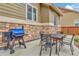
<box><xmin>59</xmin><ymin>7</ymin><xmax>79</xmax><ymax>14</ymax></box>
<box><xmin>41</xmin><ymin>3</ymin><xmax>63</xmax><ymax>16</ymax></box>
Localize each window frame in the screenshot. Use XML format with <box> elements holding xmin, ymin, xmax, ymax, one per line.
<box><xmin>26</xmin><ymin>4</ymin><xmax>38</xmax><ymax>22</ymax></box>
<box><xmin>49</xmin><ymin>10</ymin><xmax>59</xmax><ymax>26</ymax></box>
<box><xmin>27</xmin><ymin>5</ymin><xmax>32</xmax><ymax>20</ymax></box>
<box><xmin>54</xmin><ymin>15</ymin><xmax>58</xmax><ymax>26</ymax></box>
<box><xmin>75</xmin><ymin>22</ymin><xmax>79</xmax><ymax>26</ymax></box>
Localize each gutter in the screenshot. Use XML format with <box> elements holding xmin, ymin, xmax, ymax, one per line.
<box><xmin>49</xmin><ymin>4</ymin><xmax>63</xmax><ymax>16</ymax></box>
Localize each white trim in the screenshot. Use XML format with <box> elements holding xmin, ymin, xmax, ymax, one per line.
<box><xmin>0</xmin><ymin>16</ymin><xmax>27</xmax><ymax>24</ymax></box>
<box><xmin>26</xmin><ymin>3</ymin><xmax>38</xmax><ymax>23</ymax></box>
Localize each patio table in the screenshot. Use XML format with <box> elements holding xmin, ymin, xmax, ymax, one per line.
<box><xmin>49</xmin><ymin>34</ymin><xmax>65</xmax><ymax>55</ymax></box>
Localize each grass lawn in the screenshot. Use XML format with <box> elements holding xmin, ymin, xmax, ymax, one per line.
<box><xmin>74</xmin><ymin>39</ymin><xmax>79</xmax><ymax>48</ymax></box>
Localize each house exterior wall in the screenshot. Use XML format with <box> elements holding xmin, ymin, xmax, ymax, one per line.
<box><xmin>39</xmin><ymin>4</ymin><xmax>49</xmax><ymax>23</ymax></box>
<box><xmin>0</xmin><ymin>3</ymin><xmax>26</xmax><ymax>20</ymax></box>
<box><xmin>60</xmin><ymin>8</ymin><xmax>79</xmax><ymax>35</ymax></box>
<box><xmin>0</xmin><ymin>22</ymin><xmax>56</xmax><ymax>47</ymax></box>
<box><xmin>0</xmin><ymin>3</ymin><xmax>60</xmax><ymax>47</ymax></box>
<box><xmin>26</xmin><ymin>3</ymin><xmax>40</xmax><ymax>23</ymax></box>
<box><xmin>39</xmin><ymin>4</ymin><xmax>60</xmax><ymax>26</ymax></box>
<box><xmin>60</xmin><ymin>12</ymin><xmax>79</xmax><ymax>27</ymax></box>
<box><xmin>49</xmin><ymin>9</ymin><xmax>60</xmax><ymax>25</ymax></box>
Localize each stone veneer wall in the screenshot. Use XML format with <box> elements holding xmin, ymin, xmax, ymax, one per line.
<box><xmin>0</xmin><ymin>22</ymin><xmax>56</xmax><ymax>47</ymax></box>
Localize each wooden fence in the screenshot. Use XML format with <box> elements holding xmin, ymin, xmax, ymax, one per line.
<box><xmin>61</xmin><ymin>26</ymin><xmax>79</xmax><ymax>35</ymax></box>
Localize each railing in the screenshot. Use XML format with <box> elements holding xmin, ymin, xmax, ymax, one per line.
<box><xmin>61</xmin><ymin>26</ymin><xmax>79</xmax><ymax>35</ymax></box>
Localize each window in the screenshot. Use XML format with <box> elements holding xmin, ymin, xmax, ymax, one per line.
<box><xmin>74</xmin><ymin>21</ymin><xmax>79</xmax><ymax>26</ymax></box>
<box><xmin>49</xmin><ymin>10</ymin><xmax>59</xmax><ymax>26</ymax></box>
<box><xmin>27</xmin><ymin>5</ymin><xmax>32</xmax><ymax>20</ymax></box>
<box><xmin>75</xmin><ymin>23</ymin><xmax>79</xmax><ymax>26</ymax></box>
<box><xmin>33</xmin><ymin>8</ymin><xmax>36</xmax><ymax>21</ymax></box>
<box><xmin>54</xmin><ymin>16</ymin><xmax>57</xmax><ymax>25</ymax></box>
<box><xmin>54</xmin><ymin>16</ymin><xmax>58</xmax><ymax>26</ymax></box>
<box><xmin>27</xmin><ymin>4</ymin><xmax>37</xmax><ymax>22</ymax></box>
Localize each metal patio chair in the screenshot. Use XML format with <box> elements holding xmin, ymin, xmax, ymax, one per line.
<box><xmin>39</xmin><ymin>32</ymin><xmax>53</xmax><ymax>56</ymax></box>
<box><xmin>59</xmin><ymin>34</ymin><xmax>75</xmax><ymax>55</ymax></box>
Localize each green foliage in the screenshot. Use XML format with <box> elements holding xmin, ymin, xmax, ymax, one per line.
<box><xmin>74</xmin><ymin>39</ymin><xmax>79</xmax><ymax>42</ymax></box>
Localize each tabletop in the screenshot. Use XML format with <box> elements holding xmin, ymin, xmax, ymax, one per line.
<box><xmin>50</xmin><ymin>34</ymin><xmax>65</xmax><ymax>39</ymax></box>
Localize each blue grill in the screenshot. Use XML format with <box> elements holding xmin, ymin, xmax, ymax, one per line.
<box><xmin>2</xmin><ymin>26</ymin><xmax>26</xmax><ymax>54</ymax></box>
<box><xmin>10</xmin><ymin>27</ymin><xmax>25</xmax><ymax>37</ymax></box>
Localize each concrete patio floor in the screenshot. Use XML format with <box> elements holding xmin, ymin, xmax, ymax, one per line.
<box><xmin>0</xmin><ymin>39</ymin><xmax>79</xmax><ymax>56</ymax></box>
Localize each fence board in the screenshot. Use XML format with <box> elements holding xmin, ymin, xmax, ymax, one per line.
<box><xmin>61</xmin><ymin>26</ymin><xmax>79</xmax><ymax>35</ymax></box>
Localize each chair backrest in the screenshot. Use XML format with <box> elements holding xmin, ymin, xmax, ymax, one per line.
<box><xmin>40</xmin><ymin>32</ymin><xmax>50</xmax><ymax>43</ymax></box>
<box><xmin>64</xmin><ymin>34</ymin><xmax>75</xmax><ymax>44</ymax></box>
<box><xmin>70</xmin><ymin>34</ymin><xmax>75</xmax><ymax>44</ymax></box>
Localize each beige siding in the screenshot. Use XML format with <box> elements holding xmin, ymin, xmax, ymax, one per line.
<box><xmin>39</xmin><ymin>4</ymin><xmax>60</xmax><ymax>24</ymax></box>
<box><xmin>30</xmin><ymin>3</ymin><xmax>40</xmax><ymax>8</ymax></box>
<box><xmin>0</xmin><ymin>3</ymin><xmax>41</xmax><ymax>23</ymax></box>
<box><xmin>0</xmin><ymin>3</ymin><xmax>26</xmax><ymax>20</ymax></box>
<box><xmin>0</xmin><ymin>3</ymin><xmax>61</xmax><ymax>24</ymax></box>
<box><xmin>31</xmin><ymin>3</ymin><xmax>40</xmax><ymax>22</ymax></box>
<box><xmin>49</xmin><ymin>9</ymin><xmax>60</xmax><ymax>25</ymax></box>
<box><xmin>60</xmin><ymin>12</ymin><xmax>79</xmax><ymax>26</ymax></box>
<box><xmin>40</xmin><ymin>4</ymin><xmax>49</xmax><ymax>23</ymax></box>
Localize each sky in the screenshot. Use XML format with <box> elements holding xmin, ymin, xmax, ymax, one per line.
<box><xmin>54</xmin><ymin>3</ymin><xmax>79</xmax><ymax>11</ymax></box>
